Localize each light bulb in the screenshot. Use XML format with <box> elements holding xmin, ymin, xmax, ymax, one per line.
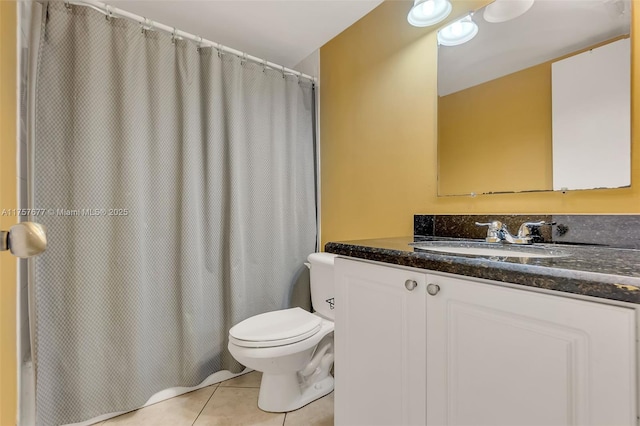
<box><xmin>484</xmin><ymin>0</ymin><xmax>535</xmax><ymax>23</ymax></box>
<box><xmin>421</xmin><ymin>0</ymin><xmax>435</xmax><ymax>16</ymax></box>
<box><xmin>451</xmin><ymin>21</ymin><xmax>463</xmax><ymax>36</ymax></box>
<box><xmin>407</xmin><ymin>0</ymin><xmax>452</xmax><ymax>27</ymax></box>
<box><xmin>437</xmin><ymin>14</ymin><xmax>479</xmax><ymax>46</ymax></box>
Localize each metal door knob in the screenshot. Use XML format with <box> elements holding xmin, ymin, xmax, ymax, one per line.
<box><xmin>1</xmin><ymin>222</ymin><xmax>47</xmax><ymax>258</ymax></box>
<box><xmin>427</xmin><ymin>283</ymin><xmax>440</xmax><ymax>296</ymax></box>
<box><xmin>405</xmin><ymin>279</ymin><xmax>418</xmax><ymax>291</ymax></box>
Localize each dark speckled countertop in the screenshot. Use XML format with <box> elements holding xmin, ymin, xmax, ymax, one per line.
<box><xmin>324</xmin><ymin>236</ymin><xmax>640</xmax><ymax>304</ymax></box>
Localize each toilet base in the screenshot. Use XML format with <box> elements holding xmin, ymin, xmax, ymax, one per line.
<box><xmin>257</xmin><ymin>373</ymin><xmax>334</xmax><ymax>413</ymax></box>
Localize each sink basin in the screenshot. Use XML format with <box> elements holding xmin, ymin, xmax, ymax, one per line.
<box><xmin>411</xmin><ymin>241</ymin><xmax>568</xmax><ymax>259</ymax></box>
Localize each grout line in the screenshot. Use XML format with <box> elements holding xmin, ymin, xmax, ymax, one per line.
<box><xmin>217</xmin><ymin>385</ymin><xmax>260</xmax><ymax>388</ymax></box>
<box><xmin>282</xmin><ymin>412</ymin><xmax>287</xmax><ymax>426</ymax></box>
<box><xmin>147</xmin><ymin>385</ymin><xmax>218</xmax><ymax>409</ymax></box>
<box><xmin>191</xmin><ymin>385</ymin><xmax>218</xmax><ymax>426</ymax></box>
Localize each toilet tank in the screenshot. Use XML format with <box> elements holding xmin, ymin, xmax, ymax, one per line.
<box><xmin>307</xmin><ymin>252</ymin><xmax>337</xmax><ymax>320</ymax></box>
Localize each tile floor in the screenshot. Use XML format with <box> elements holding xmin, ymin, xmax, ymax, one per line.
<box><xmin>94</xmin><ymin>371</ymin><xmax>334</xmax><ymax>426</ymax></box>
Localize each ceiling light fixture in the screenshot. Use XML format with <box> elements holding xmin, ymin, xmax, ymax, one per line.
<box><xmin>437</xmin><ymin>14</ymin><xmax>479</xmax><ymax>46</ymax></box>
<box><xmin>407</xmin><ymin>0</ymin><xmax>452</xmax><ymax>27</ymax></box>
<box><xmin>483</xmin><ymin>0</ymin><xmax>535</xmax><ymax>23</ymax></box>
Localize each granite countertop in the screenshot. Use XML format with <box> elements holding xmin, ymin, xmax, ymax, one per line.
<box><xmin>324</xmin><ymin>236</ymin><xmax>640</xmax><ymax>304</ymax></box>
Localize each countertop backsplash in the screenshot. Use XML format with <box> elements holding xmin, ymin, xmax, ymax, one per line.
<box><xmin>414</xmin><ymin>214</ymin><xmax>640</xmax><ymax>249</ymax></box>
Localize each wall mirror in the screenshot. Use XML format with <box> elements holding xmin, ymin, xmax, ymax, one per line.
<box><xmin>437</xmin><ymin>0</ymin><xmax>631</xmax><ymax>196</ymax></box>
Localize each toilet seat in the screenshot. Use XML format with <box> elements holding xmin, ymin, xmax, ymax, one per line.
<box><xmin>229</xmin><ymin>307</ymin><xmax>322</xmax><ymax>348</ymax></box>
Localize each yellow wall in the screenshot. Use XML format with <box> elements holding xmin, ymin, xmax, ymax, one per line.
<box><xmin>439</xmin><ymin>62</ymin><xmax>552</xmax><ymax>195</ymax></box>
<box><xmin>0</xmin><ymin>1</ymin><xmax>17</xmax><ymax>425</ymax></box>
<box><xmin>320</xmin><ymin>0</ymin><xmax>640</xmax><ymax>246</ymax></box>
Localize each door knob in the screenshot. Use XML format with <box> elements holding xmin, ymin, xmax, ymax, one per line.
<box><xmin>1</xmin><ymin>222</ymin><xmax>47</xmax><ymax>258</ymax></box>
<box><xmin>405</xmin><ymin>279</ymin><xmax>418</xmax><ymax>291</ymax></box>
<box><xmin>427</xmin><ymin>283</ymin><xmax>440</xmax><ymax>296</ymax></box>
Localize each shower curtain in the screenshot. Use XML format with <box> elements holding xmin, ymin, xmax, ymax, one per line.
<box><xmin>30</xmin><ymin>3</ymin><xmax>317</xmax><ymax>425</ymax></box>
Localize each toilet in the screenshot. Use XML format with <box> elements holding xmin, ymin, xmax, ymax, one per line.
<box><xmin>227</xmin><ymin>252</ymin><xmax>337</xmax><ymax>413</ymax></box>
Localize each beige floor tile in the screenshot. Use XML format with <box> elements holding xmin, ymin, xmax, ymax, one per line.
<box><xmin>284</xmin><ymin>392</ymin><xmax>334</xmax><ymax>426</ymax></box>
<box><xmin>194</xmin><ymin>387</ymin><xmax>284</xmax><ymax>426</ymax></box>
<box><xmin>218</xmin><ymin>371</ymin><xmax>262</xmax><ymax>388</ymax></box>
<box><xmin>103</xmin><ymin>385</ymin><xmax>216</xmax><ymax>426</ymax></box>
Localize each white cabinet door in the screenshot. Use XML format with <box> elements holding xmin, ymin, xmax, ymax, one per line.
<box><xmin>426</xmin><ymin>274</ymin><xmax>637</xmax><ymax>426</ymax></box>
<box><xmin>335</xmin><ymin>258</ymin><xmax>427</xmax><ymax>426</ymax></box>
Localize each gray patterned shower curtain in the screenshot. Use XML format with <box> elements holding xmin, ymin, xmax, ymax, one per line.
<box><xmin>30</xmin><ymin>2</ymin><xmax>316</xmax><ymax>425</ymax></box>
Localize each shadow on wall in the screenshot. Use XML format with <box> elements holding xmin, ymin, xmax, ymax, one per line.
<box><xmin>289</xmin><ymin>264</ymin><xmax>311</xmax><ymax>312</ymax></box>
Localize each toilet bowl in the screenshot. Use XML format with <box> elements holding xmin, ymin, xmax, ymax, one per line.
<box><xmin>227</xmin><ymin>253</ymin><xmax>337</xmax><ymax>413</ymax></box>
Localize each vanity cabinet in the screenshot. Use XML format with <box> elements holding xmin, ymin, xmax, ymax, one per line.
<box><xmin>427</xmin><ymin>273</ymin><xmax>636</xmax><ymax>426</ymax></box>
<box><xmin>334</xmin><ymin>258</ymin><xmax>637</xmax><ymax>426</ymax></box>
<box><xmin>334</xmin><ymin>258</ymin><xmax>427</xmax><ymax>426</ymax></box>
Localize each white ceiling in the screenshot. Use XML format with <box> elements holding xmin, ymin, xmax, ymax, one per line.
<box><xmin>108</xmin><ymin>0</ymin><xmax>383</xmax><ymax>71</ymax></box>
<box><xmin>438</xmin><ymin>0</ymin><xmax>631</xmax><ymax>96</ymax></box>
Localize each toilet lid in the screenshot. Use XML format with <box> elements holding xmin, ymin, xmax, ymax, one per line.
<box><xmin>229</xmin><ymin>307</ymin><xmax>322</xmax><ymax>348</ymax></box>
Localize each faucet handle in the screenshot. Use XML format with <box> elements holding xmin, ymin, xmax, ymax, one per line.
<box><xmin>475</xmin><ymin>221</ymin><xmax>503</xmax><ymax>242</ymax></box>
<box><xmin>517</xmin><ymin>221</ymin><xmax>556</xmax><ymax>238</ymax></box>
<box><xmin>475</xmin><ymin>221</ymin><xmax>502</xmax><ymax>230</ymax></box>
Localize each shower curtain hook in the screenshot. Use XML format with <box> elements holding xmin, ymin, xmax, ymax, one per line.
<box><xmin>241</xmin><ymin>53</ymin><xmax>247</xmax><ymax>66</ymax></box>
<box><xmin>282</xmin><ymin>65</ymin><xmax>286</xmax><ymax>79</ymax></box>
<box><xmin>217</xmin><ymin>43</ymin><xmax>222</xmax><ymax>58</ymax></box>
<box><xmin>262</xmin><ymin>59</ymin><xmax>268</xmax><ymax>73</ymax></box>
<box><xmin>64</xmin><ymin>0</ymin><xmax>72</xmax><ymax>10</ymax></box>
<box><xmin>141</xmin><ymin>17</ymin><xmax>152</xmax><ymax>33</ymax></box>
<box><xmin>105</xmin><ymin>5</ymin><xmax>113</xmax><ymax>21</ymax></box>
<box><xmin>196</xmin><ymin>36</ymin><xmax>203</xmax><ymax>52</ymax></box>
<box><xmin>171</xmin><ymin>27</ymin><xmax>178</xmax><ymax>44</ymax></box>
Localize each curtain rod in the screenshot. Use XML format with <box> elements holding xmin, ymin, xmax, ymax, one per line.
<box><xmin>65</xmin><ymin>0</ymin><xmax>317</xmax><ymax>83</ymax></box>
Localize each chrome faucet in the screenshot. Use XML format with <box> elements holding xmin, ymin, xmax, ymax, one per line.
<box><xmin>475</xmin><ymin>221</ymin><xmax>552</xmax><ymax>245</ymax></box>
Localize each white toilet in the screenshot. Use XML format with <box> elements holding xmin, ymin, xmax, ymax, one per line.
<box><xmin>227</xmin><ymin>252</ymin><xmax>337</xmax><ymax>413</ymax></box>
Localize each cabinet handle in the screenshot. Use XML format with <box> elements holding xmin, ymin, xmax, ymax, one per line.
<box><xmin>427</xmin><ymin>283</ymin><xmax>440</xmax><ymax>296</ymax></box>
<box><xmin>405</xmin><ymin>279</ymin><xmax>418</xmax><ymax>291</ymax></box>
